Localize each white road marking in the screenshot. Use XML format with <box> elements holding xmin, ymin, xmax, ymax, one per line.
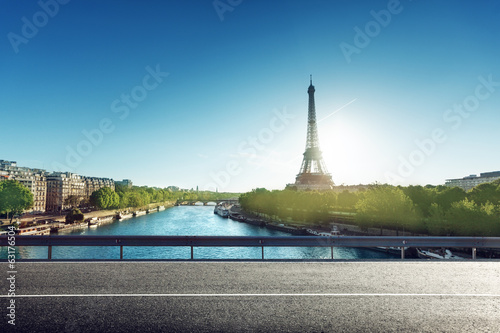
<box><xmin>3</xmin><ymin>293</ymin><xmax>500</xmax><ymax>298</ymax></box>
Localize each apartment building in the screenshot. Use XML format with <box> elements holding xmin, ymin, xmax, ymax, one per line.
<box><xmin>115</xmin><ymin>179</ymin><xmax>133</xmax><ymax>188</ymax></box>
<box><xmin>46</xmin><ymin>172</ymin><xmax>87</xmax><ymax>212</ymax></box>
<box><xmin>445</xmin><ymin>171</ymin><xmax>500</xmax><ymax>191</ymax></box>
<box><xmin>85</xmin><ymin>176</ymin><xmax>115</xmax><ymax>197</ymax></box>
<box><xmin>1</xmin><ymin>160</ymin><xmax>116</xmax><ymax>213</ymax></box>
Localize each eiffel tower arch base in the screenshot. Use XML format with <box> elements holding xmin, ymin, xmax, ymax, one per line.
<box><xmin>291</xmin><ymin>173</ymin><xmax>334</xmax><ymax>191</ymax></box>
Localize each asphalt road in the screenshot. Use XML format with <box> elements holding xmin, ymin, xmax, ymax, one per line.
<box><xmin>1</xmin><ymin>261</ymin><xmax>500</xmax><ymax>332</ymax></box>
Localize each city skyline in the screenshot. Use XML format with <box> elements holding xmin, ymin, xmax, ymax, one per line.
<box><xmin>2</xmin><ymin>1</ymin><xmax>500</xmax><ymax>192</ymax></box>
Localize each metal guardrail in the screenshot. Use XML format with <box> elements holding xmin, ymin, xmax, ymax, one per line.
<box><xmin>1</xmin><ymin>235</ymin><xmax>500</xmax><ymax>260</ymax></box>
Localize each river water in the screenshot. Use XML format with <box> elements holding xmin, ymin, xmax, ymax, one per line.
<box><xmin>4</xmin><ymin>206</ymin><xmax>396</xmax><ymax>260</ymax></box>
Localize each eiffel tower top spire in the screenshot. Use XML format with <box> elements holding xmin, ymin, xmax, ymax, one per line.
<box><xmin>291</xmin><ymin>76</ymin><xmax>334</xmax><ymax>190</ymax></box>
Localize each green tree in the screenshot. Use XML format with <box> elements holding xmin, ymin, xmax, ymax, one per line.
<box><xmin>0</xmin><ymin>180</ymin><xmax>34</xmax><ymax>222</ymax></box>
<box><xmin>337</xmin><ymin>190</ymin><xmax>358</xmax><ymax>212</ymax></box>
<box><xmin>401</xmin><ymin>185</ymin><xmax>435</xmax><ymax>217</ymax></box>
<box><xmin>127</xmin><ymin>192</ymin><xmax>144</xmax><ymax>208</ymax></box>
<box><xmin>467</xmin><ymin>182</ymin><xmax>500</xmax><ymax>206</ymax></box>
<box><xmin>355</xmin><ymin>185</ymin><xmax>421</xmax><ymax>234</ymax></box>
<box><xmin>90</xmin><ymin>187</ymin><xmax>119</xmax><ymax>209</ymax></box>
<box><xmin>434</xmin><ymin>186</ymin><xmax>467</xmax><ymax>211</ymax></box>
<box><xmin>426</xmin><ymin>203</ymin><xmax>449</xmax><ymax>235</ymax></box>
<box><xmin>444</xmin><ymin>199</ymin><xmax>500</xmax><ymax>236</ymax></box>
<box><xmin>65</xmin><ymin>208</ymin><xmax>84</xmax><ymax>224</ymax></box>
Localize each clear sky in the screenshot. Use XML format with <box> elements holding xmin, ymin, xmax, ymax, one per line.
<box><xmin>2</xmin><ymin>0</ymin><xmax>500</xmax><ymax>192</ymax></box>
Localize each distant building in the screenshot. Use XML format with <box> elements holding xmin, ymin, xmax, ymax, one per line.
<box><xmin>0</xmin><ymin>160</ymin><xmax>125</xmax><ymax>212</ymax></box>
<box><xmin>445</xmin><ymin>171</ymin><xmax>500</xmax><ymax>191</ymax></box>
<box><xmin>115</xmin><ymin>179</ymin><xmax>133</xmax><ymax>188</ymax></box>
<box><xmin>1</xmin><ymin>160</ymin><xmax>116</xmax><ymax>213</ymax></box>
<box><xmin>85</xmin><ymin>176</ymin><xmax>115</xmax><ymax>197</ymax></box>
<box><xmin>46</xmin><ymin>172</ymin><xmax>115</xmax><ymax>212</ymax></box>
<box><xmin>46</xmin><ymin>172</ymin><xmax>86</xmax><ymax>212</ymax></box>
<box><xmin>167</xmin><ymin>186</ymin><xmax>180</xmax><ymax>192</ymax></box>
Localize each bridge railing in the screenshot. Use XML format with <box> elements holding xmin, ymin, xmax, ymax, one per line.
<box><xmin>1</xmin><ymin>235</ymin><xmax>499</xmax><ymax>260</ymax></box>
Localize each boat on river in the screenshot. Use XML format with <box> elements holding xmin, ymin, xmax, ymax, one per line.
<box><xmin>417</xmin><ymin>248</ymin><xmax>463</xmax><ymax>260</ymax></box>
<box><xmin>116</xmin><ymin>212</ymin><xmax>133</xmax><ymax>220</ymax></box>
<box><xmin>214</xmin><ymin>204</ymin><xmax>230</xmax><ymax>218</ymax></box>
<box><xmin>17</xmin><ymin>225</ymin><xmax>51</xmax><ymax>235</ymax></box>
<box><xmin>373</xmin><ymin>246</ymin><xmax>408</xmax><ymax>255</ymax></box>
<box><xmin>306</xmin><ymin>227</ymin><xmax>342</xmax><ymax>237</ymax></box>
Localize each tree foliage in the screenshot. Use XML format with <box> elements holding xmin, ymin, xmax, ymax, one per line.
<box><xmin>355</xmin><ymin>185</ymin><xmax>421</xmax><ymax>233</ymax></box>
<box><xmin>113</xmin><ymin>184</ymin><xmax>239</xmax><ymax>209</ymax></box>
<box><xmin>239</xmin><ymin>188</ymin><xmax>357</xmax><ymax>226</ymax></box>
<box><xmin>64</xmin><ymin>195</ymin><xmax>82</xmax><ymax>208</ymax></box>
<box><xmin>239</xmin><ymin>181</ymin><xmax>500</xmax><ymax>236</ymax></box>
<box><xmin>65</xmin><ymin>208</ymin><xmax>84</xmax><ymax>224</ymax></box>
<box><xmin>0</xmin><ymin>180</ymin><xmax>34</xmax><ymax>221</ymax></box>
<box><xmin>90</xmin><ymin>187</ymin><xmax>120</xmax><ymax>209</ymax></box>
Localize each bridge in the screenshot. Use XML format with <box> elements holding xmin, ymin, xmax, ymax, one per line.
<box><xmin>2</xmin><ymin>236</ymin><xmax>499</xmax><ymax>332</ymax></box>
<box><xmin>1</xmin><ymin>261</ymin><xmax>499</xmax><ymax>331</ymax></box>
<box><xmin>175</xmin><ymin>198</ymin><xmax>239</xmax><ymax>206</ymax></box>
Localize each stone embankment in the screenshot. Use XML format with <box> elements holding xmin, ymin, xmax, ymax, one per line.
<box><xmin>2</xmin><ymin>201</ymin><xmax>176</xmax><ymax>227</ymax></box>
<box><xmin>238</xmin><ymin>207</ymin><xmax>428</xmax><ymax>237</ymax></box>
<box><xmin>228</xmin><ymin>206</ymin><xmax>307</xmax><ymax>235</ymax></box>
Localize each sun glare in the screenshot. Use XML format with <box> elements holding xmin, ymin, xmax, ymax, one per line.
<box><xmin>319</xmin><ymin>118</ymin><xmax>376</xmax><ymax>185</ymax></box>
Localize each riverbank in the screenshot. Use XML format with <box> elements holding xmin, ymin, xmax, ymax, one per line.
<box><xmin>228</xmin><ymin>206</ymin><xmax>307</xmax><ymax>235</ymax></box>
<box><xmin>235</xmin><ymin>207</ymin><xmax>424</xmax><ymax>237</ymax></box>
<box><xmin>234</xmin><ymin>208</ymin><xmax>500</xmax><ymax>259</ymax></box>
<box><xmin>1</xmin><ymin>201</ymin><xmax>176</xmax><ymax>227</ymax></box>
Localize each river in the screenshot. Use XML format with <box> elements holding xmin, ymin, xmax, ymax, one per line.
<box><xmin>4</xmin><ymin>206</ymin><xmax>397</xmax><ymax>260</ymax></box>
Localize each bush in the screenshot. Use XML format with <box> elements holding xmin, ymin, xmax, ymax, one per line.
<box><xmin>65</xmin><ymin>208</ymin><xmax>84</xmax><ymax>224</ymax></box>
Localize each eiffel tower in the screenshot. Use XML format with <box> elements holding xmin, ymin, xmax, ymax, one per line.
<box><xmin>292</xmin><ymin>76</ymin><xmax>334</xmax><ymax>190</ymax></box>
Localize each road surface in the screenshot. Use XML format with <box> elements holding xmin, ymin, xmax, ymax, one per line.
<box><xmin>1</xmin><ymin>261</ymin><xmax>500</xmax><ymax>332</ymax></box>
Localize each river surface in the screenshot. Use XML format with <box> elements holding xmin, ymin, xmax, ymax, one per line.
<box><xmin>4</xmin><ymin>206</ymin><xmax>397</xmax><ymax>260</ymax></box>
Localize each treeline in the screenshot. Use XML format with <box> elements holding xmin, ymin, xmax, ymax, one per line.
<box><xmin>239</xmin><ymin>181</ymin><xmax>500</xmax><ymax>236</ymax></box>
<box><xmin>89</xmin><ymin>184</ymin><xmax>238</xmax><ymax>210</ymax></box>
<box><xmin>239</xmin><ymin>188</ymin><xmax>358</xmax><ymax>223</ymax></box>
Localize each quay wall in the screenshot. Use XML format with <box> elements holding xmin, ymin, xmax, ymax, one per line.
<box><xmin>243</xmin><ymin>210</ymin><xmax>420</xmax><ymax>237</ymax></box>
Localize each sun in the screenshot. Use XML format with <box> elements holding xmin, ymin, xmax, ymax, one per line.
<box><xmin>318</xmin><ymin>119</ymin><xmax>375</xmax><ymax>185</ymax></box>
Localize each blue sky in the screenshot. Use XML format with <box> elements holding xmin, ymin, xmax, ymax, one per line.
<box><xmin>2</xmin><ymin>0</ymin><xmax>500</xmax><ymax>192</ymax></box>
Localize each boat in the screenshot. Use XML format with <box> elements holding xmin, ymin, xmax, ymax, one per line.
<box><xmin>214</xmin><ymin>204</ymin><xmax>230</xmax><ymax>218</ymax></box>
<box><xmin>373</xmin><ymin>246</ymin><xmax>409</xmax><ymax>255</ymax></box>
<box><xmin>306</xmin><ymin>228</ymin><xmax>342</xmax><ymax>237</ymax></box>
<box><xmin>86</xmin><ymin>217</ymin><xmax>99</xmax><ymax>228</ymax></box>
<box><xmin>99</xmin><ymin>215</ymin><xmax>115</xmax><ymax>224</ymax></box>
<box><xmin>17</xmin><ymin>225</ymin><xmax>51</xmax><ymax>235</ymax></box>
<box><xmin>229</xmin><ymin>213</ymin><xmax>247</xmax><ymax>222</ymax></box>
<box><xmin>133</xmin><ymin>210</ymin><xmax>147</xmax><ymax>217</ymax></box>
<box><xmin>116</xmin><ymin>212</ymin><xmax>133</xmax><ymax>220</ymax></box>
<box><xmin>417</xmin><ymin>248</ymin><xmax>463</xmax><ymax>260</ymax></box>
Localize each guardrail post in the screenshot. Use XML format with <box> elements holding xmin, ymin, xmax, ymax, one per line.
<box><xmin>120</xmin><ymin>246</ymin><xmax>123</xmax><ymax>260</ymax></box>
<box><xmin>400</xmin><ymin>247</ymin><xmax>405</xmax><ymax>260</ymax></box>
<box><xmin>48</xmin><ymin>245</ymin><xmax>52</xmax><ymax>260</ymax></box>
<box><xmin>262</xmin><ymin>246</ymin><xmax>264</xmax><ymax>260</ymax></box>
<box><xmin>331</xmin><ymin>246</ymin><xmax>334</xmax><ymax>260</ymax></box>
<box><xmin>472</xmin><ymin>247</ymin><xmax>477</xmax><ymax>260</ymax></box>
<box><xmin>191</xmin><ymin>246</ymin><xmax>194</xmax><ymax>260</ymax></box>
